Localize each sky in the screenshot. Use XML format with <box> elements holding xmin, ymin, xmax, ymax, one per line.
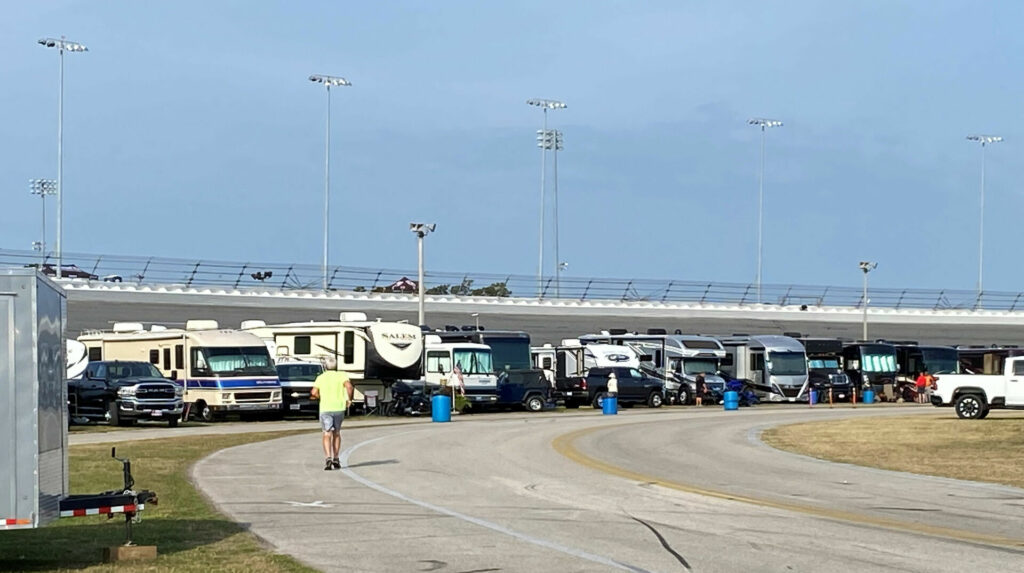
<box><xmin>2</xmin><ymin>1</ymin><xmax>1023</xmax><ymax>292</ymax></box>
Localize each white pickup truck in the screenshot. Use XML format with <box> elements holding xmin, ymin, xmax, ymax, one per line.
<box><xmin>931</xmin><ymin>356</ymin><xmax>1024</xmax><ymax>418</ymax></box>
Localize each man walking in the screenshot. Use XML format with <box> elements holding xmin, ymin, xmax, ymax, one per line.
<box><xmin>311</xmin><ymin>356</ymin><xmax>354</xmax><ymax>470</ymax></box>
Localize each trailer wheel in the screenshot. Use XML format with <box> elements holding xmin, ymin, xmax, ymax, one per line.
<box><xmin>525</xmin><ymin>394</ymin><xmax>545</xmax><ymax>412</ymax></box>
<box><xmin>954</xmin><ymin>394</ymin><xmax>985</xmax><ymax>419</ymax></box>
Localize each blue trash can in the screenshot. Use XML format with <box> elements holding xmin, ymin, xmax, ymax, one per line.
<box><xmin>862</xmin><ymin>389</ymin><xmax>875</xmax><ymax>404</ymax></box>
<box><xmin>431</xmin><ymin>395</ymin><xmax>451</xmax><ymax>422</ymax></box>
<box><xmin>724</xmin><ymin>390</ymin><xmax>739</xmax><ymax>411</ymax></box>
<box><xmin>602</xmin><ymin>394</ymin><xmax>618</xmax><ymax>415</ymax></box>
<box><xmin>809</xmin><ymin>389</ymin><xmax>818</xmax><ymax>404</ymax></box>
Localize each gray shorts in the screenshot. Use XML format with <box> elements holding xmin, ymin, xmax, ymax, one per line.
<box><xmin>320</xmin><ymin>411</ymin><xmax>344</xmax><ymax>432</ymax></box>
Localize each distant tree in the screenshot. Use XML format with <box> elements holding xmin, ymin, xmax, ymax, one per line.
<box><xmin>353</xmin><ymin>286</ymin><xmax>367</xmax><ymax>292</ymax></box>
<box><xmin>426</xmin><ymin>284</ymin><xmax>450</xmax><ymax>295</ymax></box>
<box><xmin>450</xmin><ymin>279</ymin><xmax>474</xmax><ymax>296</ymax></box>
<box><xmin>471</xmin><ymin>281</ymin><xmax>511</xmax><ymax>297</ymax></box>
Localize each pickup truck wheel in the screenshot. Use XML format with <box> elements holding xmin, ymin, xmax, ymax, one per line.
<box><xmin>648</xmin><ymin>392</ymin><xmax>664</xmax><ymax>408</ymax></box>
<box><xmin>592</xmin><ymin>393</ymin><xmax>605</xmax><ymax>409</ymax></box>
<box><xmin>107</xmin><ymin>402</ymin><xmax>120</xmax><ymax>426</ymax></box>
<box><xmin>954</xmin><ymin>394</ymin><xmax>985</xmax><ymax>419</ymax></box>
<box><xmin>168</xmin><ymin>417</ymin><xmax>180</xmax><ymax>428</ymax></box>
<box><xmin>525</xmin><ymin>394</ymin><xmax>545</xmax><ymax>412</ymax></box>
<box><xmin>978</xmin><ymin>407</ymin><xmax>990</xmax><ymax>419</ymax></box>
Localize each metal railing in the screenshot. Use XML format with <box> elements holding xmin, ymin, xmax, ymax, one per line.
<box><xmin>2</xmin><ymin>248</ymin><xmax>1018</xmax><ymax>311</ymax></box>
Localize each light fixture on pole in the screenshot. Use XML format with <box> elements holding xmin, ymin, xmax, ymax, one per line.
<box><xmin>966</xmin><ymin>134</ymin><xmax>1002</xmax><ymax>300</ymax></box>
<box><xmin>747</xmin><ymin>117</ymin><xmax>783</xmax><ymax>303</ymax></box>
<box><xmin>410</xmin><ymin>223</ymin><xmax>436</xmax><ymax>327</ymax></box>
<box><xmin>858</xmin><ymin>261</ymin><xmax>877</xmax><ymax>340</ymax></box>
<box><xmin>527</xmin><ymin>98</ymin><xmax>566</xmax><ymax>298</ymax></box>
<box><xmin>309</xmin><ymin>74</ymin><xmax>351</xmax><ymax>291</ymax></box>
<box><xmin>538</xmin><ymin>129</ymin><xmax>565</xmax><ymax>296</ymax></box>
<box><xmin>558</xmin><ymin>261</ymin><xmax>568</xmax><ymax>296</ymax></box>
<box><xmin>29</xmin><ymin>179</ymin><xmax>57</xmax><ymax>265</ymax></box>
<box><xmin>471</xmin><ymin>312</ymin><xmax>480</xmax><ymax>331</ymax></box>
<box><xmin>38</xmin><ymin>36</ymin><xmax>88</xmax><ymax>280</ymax></box>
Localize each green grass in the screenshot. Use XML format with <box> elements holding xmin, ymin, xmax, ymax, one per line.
<box><xmin>763</xmin><ymin>411</ymin><xmax>1024</xmax><ymax>489</ymax></box>
<box><xmin>0</xmin><ymin>431</ymin><xmax>316</xmax><ymax>572</ymax></box>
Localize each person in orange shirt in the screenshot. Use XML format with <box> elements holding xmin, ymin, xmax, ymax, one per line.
<box><xmin>914</xmin><ymin>370</ymin><xmax>932</xmax><ymax>404</ymax></box>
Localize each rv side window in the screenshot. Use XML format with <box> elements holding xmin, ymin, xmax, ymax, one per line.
<box><xmin>751</xmin><ymin>353</ymin><xmax>765</xmax><ymax>372</ymax></box>
<box><xmin>88</xmin><ymin>346</ymin><xmax>102</xmax><ymax>361</ymax></box>
<box><xmin>191</xmin><ymin>348</ymin><xmax>210</xmax><ymax>375</ymax></box>
<box><xmin>163</xmin><ymin>348</ymin><xmax>171</xmax><ymax>370</ymax></box>
<box><xmin>1014</xmin><ymin>361</ymin><xmax>1024</xmax><ymax>376</ymax></box>
<box><xmin>294</xmin><ymin>336</ymin><xmax>311</xmax><ymax>355</ymax></box>
<box><xmin>343</xmin><ymin>331</ymin><xmax>354</xmax><ymax>364</ymax></box>
<box><xmin>426</xmin><ymin>351</ymin><xmax>452</xmax><ymax>374</ymax></box>
<box><xmin>175</xmin><ymin>345</ymin><xmax>184</xmax><ymax>369</ymax></box>
<box><xmin>149</xmin><ymin>349</ymin><xmax>159</xmax><ymax>365</ymax></box>
<box><xmin>542</xmin><ymin>357</ymin><xmax>552</xmax><ymax>369</ymax></box>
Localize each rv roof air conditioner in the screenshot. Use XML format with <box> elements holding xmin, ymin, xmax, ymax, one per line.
<box><xmin>674</xmin><ymin>329</ymin><xmax>683</xmax><ymax>335</ymax></box>
<box><xmin>150</xmin><ymin>325</ymin><xmax>168</xmax><ymax>332</ymax></box>
<box><xmin>647</xmin><ymin>328</ymin><xmax>667</xmax><ymax>335</ymax></box>
<box><xmin>240</xmin><ymin>320</ymin><xmax>267</xmax><ymax>329</ymax></box>
<box><xmin>339</xmin><ymin>312</ymin><xmax>368</xmax><ymax>322</ymax></box>
<box><xmin>112</xmin><ymin>322</ymin><xmax>145</xmax><ymax>333</ymax></box>
<box><xmin>186</xmin><ymin>319</ymin><xmax>219</xmax><ymax>331</ymax></box>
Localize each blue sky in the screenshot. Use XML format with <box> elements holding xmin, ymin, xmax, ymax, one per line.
<box><xmin>2</xmin><ymin>1</ymin><xmax>1022</xmax><ymax>291</ymax></box>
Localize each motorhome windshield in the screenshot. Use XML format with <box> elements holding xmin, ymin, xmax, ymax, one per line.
<box><xmin>920</xmin><ymin>348</ymin><xmax>958</xmax><ymax>375</ymax></box>
<box><xmin>861</xmin><ymin>349</ymin><xmax>897</xmax><ymax>373</ymax></box>
<box><xmin>767</xmin><ymin>352</ymin><xmax>807</xmax><ymax>376</ymax></box>
<box><xmin>486</xmin><ymin>337</ymin><xmax>531</xmax><ymax>371</ymax></box>
<box><xmin>453</xmin><ymin>349</ymin><xmax>494</xmax><ymax>375</ymax></box>
<box><xmin>196</xmin><ymin>346</ymin><xmax>276</xmax><ymax>377</ymax></box>
<box><xmin>682</xmin><ymin>359</ymin><xmax>719</xmax><ymax>375</ymax></box>
<box><xmin>808</xmin><ymin>358</ymin><xmax>840</xmax><ymax>370</ymax></box>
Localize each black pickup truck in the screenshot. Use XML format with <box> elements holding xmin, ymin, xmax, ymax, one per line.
<box><xmin>582</xmin><ymin>367</ymin><xmax>665</xmax><ymax>408</ymax></box>
<box><xmin>68</xmin><ymin>361</ymin><xmax>184</xmax><ymax>426</ymax></box>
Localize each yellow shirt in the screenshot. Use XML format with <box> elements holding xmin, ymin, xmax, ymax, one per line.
<box><xmin>313</xmin><ymin>370</ymin><xmax>351</xmax><ymax>412</ymax></box>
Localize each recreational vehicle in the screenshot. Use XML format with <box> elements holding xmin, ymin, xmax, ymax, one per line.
<box><xmin>717</xmin><ymin>335</ymin><xmax>809</xmax><ymax>402</ymax></box>
<box><xmin>798</xmin><ymin>337</ymin><xmax>853</xmax><ymax>402</ymax></box>
<box><xmin>424</xmin><ymin>335</ymin><xmax>499</xmax><ymax>407</ymax></box>
<box><xmin>531</xmin><ymin>339</ymin><xmax>641</xmax><ymax>408</ymax></box>
<box><xmin>434</xmin><ymin>329</ymin><xmax>550</xmax><ymax>410</ymax></box>
<box><xmin>577</xmin><ymin>331</ymin><xmax>727</xmax><ymax>404</ymax></box>
<box><xmin>956</xmin><ymin>345</ymin><xmax>1024</xmax><ymax>375</ymax></box>
<box><xmin>241</xmin><ymin>313</ymin><xmax>423</xmax><ymax>405</ymax></box>
<box><xmin>78</xmin><ymin>320</ymin><xmax>281</xmax><ymax>422</ymax></box>
<box><xmin>842</xmin><ymin>341</ymin><xmax>898</xmax><ymax>400</ymax></box>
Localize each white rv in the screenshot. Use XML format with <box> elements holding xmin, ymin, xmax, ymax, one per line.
<box><xmin>78</xmin><ymin>320</ymin><xmax>282</xmax><ymax>421</ymax></box>
<box><xmin>531</xmin><ymin>339</ymin><xmax>640</xmax><ymax>378</ymax></box>
<box><xmin>423</xmin><ymin>334</ymin><xmax>499</xmax><ymax>406</ymax></box>
<box><xmin>577</xmin><ymin>332</ymin><xmax>727</xmax><ymax>404</ymax></box>
<box><xmin>717</xmin><ymin>335</ymin><xmax>809</xmax><ymax>402</ymax></box>
<box><xmin>241</xmin><ymin>312</ymin><xmax>423</xmax><ymax>405</ymax></box>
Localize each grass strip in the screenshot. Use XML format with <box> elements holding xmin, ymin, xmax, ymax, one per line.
<box><xmin>762</xmin><ymin>411</ymin><xmax>1024</xmax><ymax>489</ymax></box>
<box><xmin>1</xmin><ymin>430</ymin><xmax>316</xmax><ymax>572</ymax></box>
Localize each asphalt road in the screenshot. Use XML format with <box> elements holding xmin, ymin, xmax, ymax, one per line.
<box><xmin>67</xmin><ymin>299</ymin><xmax>1024</xmax><ymax>346</ymax></box>
<box><xmin>192</xmin><ymin>406</ymin><xmax>1024</xmax><ymax>572</ymax></box>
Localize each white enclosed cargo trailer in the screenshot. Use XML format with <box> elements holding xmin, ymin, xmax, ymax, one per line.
<box><xmin>0</xmin><ymin>269</ymin><xmax>68</xmax><ymax>530</ymax></box>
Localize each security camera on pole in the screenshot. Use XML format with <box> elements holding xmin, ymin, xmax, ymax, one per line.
<box><xmin>859</xmin><ymin>261</ymin><xmax>877</xmax><ymax>340</ymax></box>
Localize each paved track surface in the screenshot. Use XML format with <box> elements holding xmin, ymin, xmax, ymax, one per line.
<box><xmin>193</xmin><ymin>406</ymin><xmax>1024</xmax><ymax>572</ymax></box>
<box><xmin>68</xmin><ymin>299</ymin><xmax>1024</xmax><ymax>346</ymax></box>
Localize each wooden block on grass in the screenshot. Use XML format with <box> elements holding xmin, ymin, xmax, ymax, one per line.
<box><xmin>103</xmin><ymin>545</ymin><xmax>158</xmax><ymax>562</ymax></box>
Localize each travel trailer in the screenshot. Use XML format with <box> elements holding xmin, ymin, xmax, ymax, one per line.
<box><xmin>531</xmin><ymin>339</ymin><xmax>641</xmax><ymax>408</ymax></box>
<box><xmin>78</xmin><ymin>320</ymin><xmax>281</xmax><ymax>422</ymax></box>
<box><xmin>717</xmin><ymin>335</ymin><xmax>809</xmax><ymax>402</ymax></box>
<box><xmin>241</xmin><ymin>312</ymin><xmax>423</xmax><ymax>405</ymax></box>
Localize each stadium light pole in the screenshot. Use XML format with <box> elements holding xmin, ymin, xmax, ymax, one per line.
<box><xmin>29</xmin><ymin>179</ymin><xmax>58</xmax><ymax>265</ymax></box>
<box><xmin>309</xmin><ymin>74</ymin><xmax>351</xmax><ymax>291</ymax></box>
<box><xmin>38</xmin><ymin>36</ymin><xmax>88</xmax><ymax>280</ymax></box>
<box><xmin>748</xmin><ymin>118</ymin><xmax>783</xmax><ymax>303</ymax></box>
<box><xmin>966</xmin><ymin>135</ymin><xmax>1002</xmax><ymax>299</ymax></box>
<box><xmin>538</xmin><ymin>129</ymin><xmax>564</xmax><ymax>296</ymax></box>
<box><xmin>859</xmin><ymin>261</ymin><xmax>877</xmax><ymax>340</ymax></box>
<box><xmin>527</xmin><ymin>98</ymin><xmax>566</xmax><ymax>298</ymax></box>
<box><xmin>410</xmin><ymin>223</ymin><xmax>436</xmax><ymax>327</ymax></box>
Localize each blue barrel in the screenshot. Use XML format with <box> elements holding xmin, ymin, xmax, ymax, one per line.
<box><xmin>602</xmin><ymin>395</ymin><xmax>618</xmax><ymax>415</ymax></box>
<box><xmin>431</xmin><ymin>395</ymin><xmax>451</xmax><ymax>422</ymax></box>
<box><xmin>862</xmin><ymin>389</ymin><xmax>875</xmax><ymax>404</ymax></box>
<box><xmin>809</xmin><ymin>389</ymin><xmax>818</xmax><ymax>404</ymax></box>
<box><xmin>723</xmin><ymin>390</ymin><xmax>739</xmax><ymax>411</ymax></box>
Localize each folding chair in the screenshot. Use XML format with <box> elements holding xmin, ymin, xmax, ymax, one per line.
<box><xmin>364</xmin><ymin>390</ymin><xmax>380</xmax><ymax>416</ymax></box>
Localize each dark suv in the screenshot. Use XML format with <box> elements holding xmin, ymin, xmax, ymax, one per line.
<box><xmin>583</xmin><ymin>367</ymin><xmax>665</xmax><ymax>408</ymax></box>
<box><xmin>68</xmin><ymin>361</ymin><xmax>184</xmax><ymax>426</ymax></box>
